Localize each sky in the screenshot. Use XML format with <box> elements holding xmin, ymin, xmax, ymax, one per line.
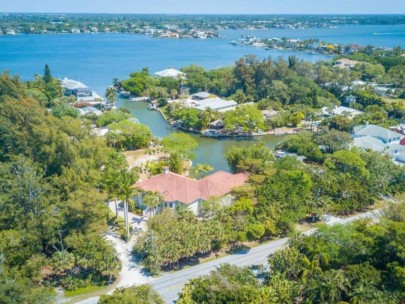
<box><xmin>1</xmin><ymin>0</ymin><xmax>405</xmax><ymax>14</ymax></box>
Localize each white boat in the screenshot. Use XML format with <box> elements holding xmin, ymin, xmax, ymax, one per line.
<box><xmin>275</xmin><ymin>150</ymin><xmax>288</xmax><ymax>158</ymax></box>
<box><xmin>148</xmin><ymin>103</ymin><xmax>157</xmax><ymax>111</ymax></box>
<box><xmin>201</xmin><ymin>130</ymin><xmax>220</xmax><ymax>137</ymax></box>
<box><xmin>130</xmin><ymin>96</ymin><xmax>150</xmax><ymax>102</ymax></box>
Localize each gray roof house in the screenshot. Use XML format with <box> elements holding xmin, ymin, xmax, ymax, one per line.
<box><xmin>353</xmin><ymin>136</ymin><xmax>386</xmax><ymax>152</ymax></box>
<box><xmin>333</xmin><ymin>106</ymin><xmax>363</xmax><ymax>118</ymax></box>
<box><xmin>352</xmin><ymin>124</ymin><xmax>405</xmax><ymax>164</ymax></box>
<box><xmin>386</xmin><ymin>144</ymin><xmax>405</xmax><ymax>163</ymax></box>
<box><xmin>192</xmin><ymin>92</ymin><xmax>212</xmax><ymax>100</ymax></box>
<box><xmin>61</xmin><ymin>77</ymin><xmax>103</xmax><ymax>102</ymax></box>
<box><xmin>353</xmin><ymin>124</ymin><xmax>402</xmax><ymax>144</ymax></box>
<box><xmin>322</xmin><ymin>106</ymin><xmax>363</xmax><ymax>119</ymax></box>
<box><xmin>195</xmin><ymin>97</ymin><xmax>237</xmax><ymax>112</ymax></box>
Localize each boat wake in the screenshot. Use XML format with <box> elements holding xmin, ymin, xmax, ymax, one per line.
<box><xmin>373</xmin><ymin>32</ymin><xmax>403</xmax><ymax>36</ymax></box>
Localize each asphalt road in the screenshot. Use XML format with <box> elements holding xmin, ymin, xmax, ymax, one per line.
<box><xmin>150</xmin><ymin>238</ymin><xmax>288</xmax><ymax>303</ymax></box>
<box><xmin>76</xmin><ymin>208</ymin><xmax>382</xmax><ymax>304</ymax></box>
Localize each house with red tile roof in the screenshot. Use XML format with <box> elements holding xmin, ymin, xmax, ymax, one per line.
<box><xmin>134</xmin><ymin>169</ymin><xmax>249</xmax><ymax>216</ymax></box>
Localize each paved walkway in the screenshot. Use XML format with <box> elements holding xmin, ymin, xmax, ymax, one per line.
<box><xmin>106</xmin><ymin>201</ymin><xmax>151</xmax><ymax>288</ymax></box>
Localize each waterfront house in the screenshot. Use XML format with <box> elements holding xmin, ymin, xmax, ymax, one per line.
<box><xmin>6</xmin><ymin>28</ymin><xmax>16</xmax><ymax>35</ymax></box>
<box><xmin>61</xmin><ymin>77</ymin><xmax>103</xmax><ymax>103</ymax></box>
<box><xmin>154</xmin><ymin>68</ymin><xmax>186</xmax><ymax>79</ymax></box>
<box><xmin>134</xmin><ymin>169</ymin><xmax>249</xmax><ymax>216</ymax></box>
<box><xmin>194</xmin><ymin>97</ymin><xmax>237</xmax><ymax>112</ymax></box>
<box><xmin>62</xmin><ymin>78</ymin><xmax>90</xmax><ymax>96</ymax></box>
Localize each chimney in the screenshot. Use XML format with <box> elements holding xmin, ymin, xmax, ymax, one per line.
<box><xmin>163</xmin><ymin>166</ymin><xmax>169</xmax><ymax>175</ymax></box>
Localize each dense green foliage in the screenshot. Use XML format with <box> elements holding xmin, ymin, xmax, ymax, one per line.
<box><xmin>25</xmin><ymin>66</ymin><xmax>63</xmax><ymax>107</ymax></box>
<box><xmin>96</xmin><ymin>109</ymin><xmax>132</xmax><ymax>127</ymax></box>
<box><xmin>178</xmin><ymin>264</ymin><xmax>262</xmax><ymax>304</ymax></box>
<box><xmin>166</xmin><ymin>106</ymin><xmax>205</xmax><ymax>130</ymax></box>
<box><xmin>98</xmin><ymin>285</ymin><xmax>163</xmax><ymax>304</ymax></box>
<box><xmin>134</xmin><ymin>208</ymin><xmax>227</xmax><ymax>273</ymax></box>
<box><xmin>121</xmin><ymin>68</ymin><xmax>157</xmax><ymax>96</ymax></box>
<box><xmin>345</xmin><ymin>46</ymin><xmax>405</xmax><ymax>88</ymax></box>
<box><xmin>157</xmin><ymin>132</ymin><xmax>198</xmax><ymax>173</ymax></box>
<box><xmin>106</xmin><ymin>120</ymin><xmax>153</xmax><ymax>150</ymax></box>
<box><xmin>279</xmin><ymin>131</ymin><xmax>325</xmax><ymax>163</ymax></box>
<box><xmin>223</xmin><ymin>104</ymin><xmax>265</xmax><ymax>132</ymax></box>
<box><xmin>0</xmin><ymin>72</ymin><xmax>121</xmax><ymax>302</ymax></box>
<box><xmin>134</xmin><ymin>197</ymin><xmax>269</xmax><ymax>273</ymax></box>
<box><xmin>51</xmin><ymin>103</ymin><xmax>80</xmax><ymax>119</ymax></box>
<box><xmin>178</xmin><ymin>202</ymin><xmax>405</xmax><ymax>303</ymax></box>
<box><xmin>136</xmin><ymin>138</ymin><xmax>405</xmax><ymax>273</ymax></box>
<box><xmin>226</xmin><ymin>142</ymin><xmax>275</xmax><ymax>174</ymax></box>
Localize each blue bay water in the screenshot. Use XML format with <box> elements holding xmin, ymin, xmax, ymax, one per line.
<box><xmin>1</xmin><ymin>24</ymin><xmax>404</xmax><ymax>171</ymax></box>
<box><xmin>0</xmin><ymin>33</ymin><xmax>327</xmax><ymax>94</ymax></box>
<box><xmin>2</xmin><ymin>24</ymin><xmax>405</xmax><ymax>94</ymax></box>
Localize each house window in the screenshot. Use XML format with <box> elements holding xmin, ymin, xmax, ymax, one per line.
<box><xmin>169</xmin><ymin>202</ymin><xmax>173</xmax><ymax>208</ymax></box>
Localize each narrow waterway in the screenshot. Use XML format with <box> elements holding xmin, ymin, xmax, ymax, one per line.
<box><xmin>118</xmin><ymin>98</ymin><xmax>285</xmax><ymax>172</ymax></box>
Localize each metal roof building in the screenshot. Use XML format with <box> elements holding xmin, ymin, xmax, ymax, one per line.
<box><xmin>61</xmin><ymin>77</ymin><xmax>88</xmax><ymax>90</ymax></box>
<box><xmin>195</xmin><ymin>97</ymin><xmax>237</xmax><ymax>112</ymax></box>
<box><xmin>353</xmin><ymin>124</ymin><xmax>402</xmax><ymax>144</ymax></box>
<box><xmin>154</xmin><ymin>68</ymin><xmax>186</xmax><ymax>79</ymax></box>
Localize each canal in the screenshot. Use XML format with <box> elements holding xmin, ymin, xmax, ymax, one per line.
<box><xmin>118</xmin><ymin>98</ymin><xmax>285</xmax><ymax>172</ymax></box>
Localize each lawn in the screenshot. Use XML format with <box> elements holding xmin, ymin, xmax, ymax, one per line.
<box><xmin>383</xmin><ymin>98</ymin><xmax>405</xmax><ymax>107</ymax></box>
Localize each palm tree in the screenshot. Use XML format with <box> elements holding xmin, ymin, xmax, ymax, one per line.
<box><xmin>105</xmin><ymin>86</ymin><xmax>117</xmax><ymax>109</ymax></box>
<box><xmin>189</xmin><ymin>163</ymin><xmax>213</xmax><ymax>180</ymax></box>
<box><xmin>300</xmin><ymin>253</ymin><xmax>329</xmax><ymax>283</ymax></box>
<box><xmin>118</xmin><ymin>170</ymin><xmax>138</xmax><ymax>240</ymax></box>
<box><xmin>103</xmin><ymin>169</ymin><xmax>120</xmax><ymax>217</ymax></box>
<box><xmin>112</xmin><ymin>77</ymin><xmax>120</xmax><ymax>89</ymax></box>
<box><xmin>304</xmin><ymin>269</ymin><xmax>349</xmax><ymax>304</ymax></box>
<box><xmin>143</xmin><ymin>191</ymin><xmax>163</xmax><ymax>217</ymax></box>
<box><xmin>102</xmin><ymin>152</ymin><xmax>127</xmax><ymax>217</ymax></box>
<box><xmin>170</xmin><ymin>89</ymin><xmax>177</xmax><ymax>100</ymax></box>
